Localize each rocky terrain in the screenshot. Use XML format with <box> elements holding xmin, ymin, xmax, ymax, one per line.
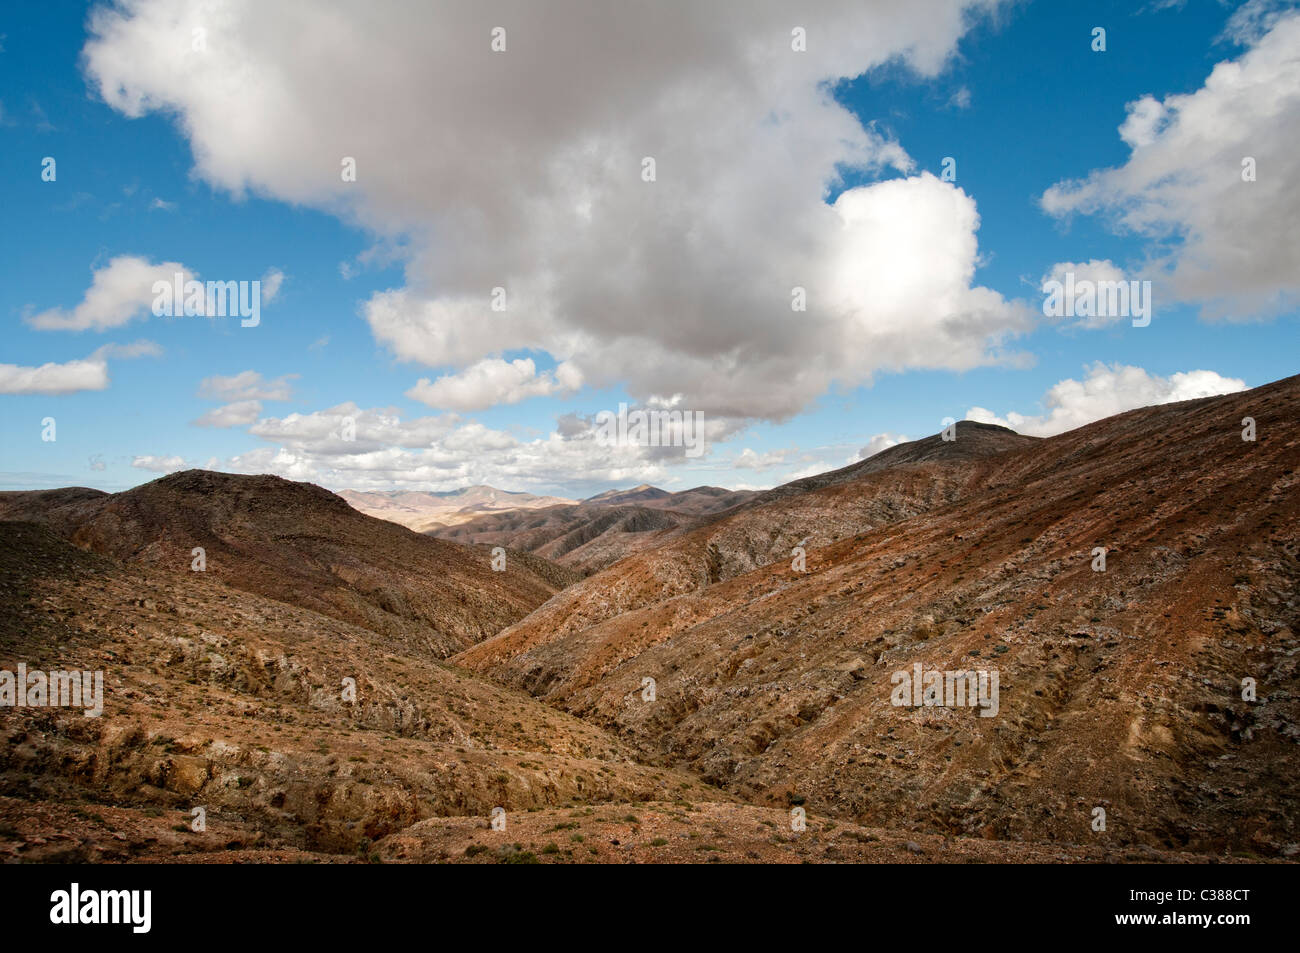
<box><xmin>453</xmin><ymin>378</ymin><xmax>1300</xmax><ymax>857</ymax></box>
<box><xmin>0</xmin><ymin>521</ymin><xmax>716</xmax><ymax>858</ymax></box>
<box><xmin>0</xmin><ymin>471</ymin><xmax>564</xmax><ymax>657</ymax></box>
<box><xmin>2</xmin><ymin>376</ymin><xmax>1297</xmax><ymax>863</ymax></box>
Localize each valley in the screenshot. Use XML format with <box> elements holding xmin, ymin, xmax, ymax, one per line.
<box><xmin>2</xmin><ymin>377</ymin><xmax>1297</xmax><ymax>863</ymax></box>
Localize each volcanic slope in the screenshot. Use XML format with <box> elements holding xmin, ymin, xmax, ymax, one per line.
<box><xmin>0</xmin><ymin>470</ymin><xmax>564</xmax><ymax>657</ymax></box>
<box><xmin>0</xmin><ymin>520</ymin><xmax>720</xmax><ymax>860</ymax></box>
<box><xmin>454</xmin><ymin>377</ymin><xmax>1300</xmax><ymax>856</ymax></box>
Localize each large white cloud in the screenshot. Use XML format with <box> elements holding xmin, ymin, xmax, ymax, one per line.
<box><xmin>966</xmin><ymin>363</ymin><xmax>1248</xmax><ymax>437</ymax></box>
<box><xmin>83</xmin><ymin>0</ymin><xmax>1029</xmax><ymax>421</ymax></box>
<box><xmin>1041</xmin><ymin>10</ymin><xmax>1300</xmax><ymax>319</ymax></box>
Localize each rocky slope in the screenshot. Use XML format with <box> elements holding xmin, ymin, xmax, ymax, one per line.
<box><xmin>0</xmin><ymin>470</ymin><xmax>564</xmax><ymax>657</ymax></box>
<box><xmin>454</xmin><ymin>421</ymin><xmax>1033</xmax><ymax>668</ymax></box>
<box><xmin>453</xmin><ymin>377</ymin><xmax>1300</xmax><ymax>856</ymax></box>
<box><xmin>0</xmin><ymin>522</ymin><xmax>717</xmax><ymax>856</ymax></box>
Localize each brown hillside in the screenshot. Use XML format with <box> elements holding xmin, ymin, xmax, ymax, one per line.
<box><xmin>0</xmin><ymin>470</ymin><xmax>565</xmax><ymax>657</ymax></box>
<box><xmin>453</xmin><ymin>377</ymin><xmax>1300</xmax><ymax>855</ymax></box>
<box><xmin>0</xmin><ymin>522</ymin><xmax>718</xmax><ymax>857</ymax></box>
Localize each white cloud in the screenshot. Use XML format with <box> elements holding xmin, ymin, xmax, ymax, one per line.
<box><xmin>260</xmin><ymin>268</ymin><xmax>285</xmax><ymax>304</ymax></box>
<box><xmin>783</xmin><ymin>460</ymin><xmax>842</xmax><ymax>481</ymax></box>
<box><xmin>192</xmin><ymin>400</ymin><xmax>262</xmax><ymax>428</ymax></box>
<box><xmin>406</xmin><ymin>357</ymin><xmax>582</xmax><ymax>411</ymax></box>
<box><xmin>131</xmin><ymin>454</ymin><xmax>186</xmax><ymax>473</ymax></box>
<box><xmin>92</xmin><ymin>339</ymin><xmax>163</xmax><ymax>360</ymax></box>
<box><xmin>27</xmin><ymin>255</ymin><xmax>191</xmax><ymax>331</ymax></box>
<box><xmin>855</xmin><ymin>432</ymin><xmax>908</xmax><ymax>460</ymax></box>
<box><xmin>733</xmin><ymin>448</ymin><xmax>789</xmax><ymax>470</ymax></box>
<box><xmin>1041</xmin><ymin>12</ymin><xmax>1300</xmax><ymax>319</ymax></box>
<box><xmin>215</xmin><ymin>398</ymin><xmax>740</xmax><ymax>491</ymax></box>
<box><xmin>1222</xmin><ymin>0</ymin><xmax>1298</xmax><ymax>44</ymax></box>
<box><xmin>248</xmin><ymin>403</ymin><xmax>460</xmax><ymax>457</ymax></box>
<box><xmin>0</xmin><ymin>357</ymin><xmax>110</xmax><ymax>394</ymax></box>
<box><xmin>197</xmin><ymin>370</ymin><xmax>295</xmax><ymax>402</ymax></box>
<box><xmin>965</xmin><ymin>363</ymin><xmax>1248</xmax><ymax>437</ymax></box>
<box><xmin>0</xmin><ymin>338</ymin><xmax>160</xmax><ymax>395</ymax></box>
<box><xmin>28</xmin><ymin>257</ymin><xmax>284</xmax><ymax>332</ymax></box>
<box><xmin>84</xmin><ymin>0</ymin><xmax>1029</xmax><ymax>420</ymax></box>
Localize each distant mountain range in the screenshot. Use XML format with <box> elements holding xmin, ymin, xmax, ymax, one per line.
<box><xmin>424</xmin><ymin>484</ymin><xmax>759</xmax><ymax>574</ymax></box>
<box><xmin>338</xmin><ymin>485</ymin><xmax>578</xmax><ymax>534</ymax></box>
<box><xmin>339</xmin><ymin>482</ymin><xmax>761</xmax><ymax>573</ymax></box>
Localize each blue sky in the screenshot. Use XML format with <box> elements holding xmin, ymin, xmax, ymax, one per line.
<box><xmin>2</xmin><ymin>0</ymin><xmax>1297</xmax><ymax>496</ymax></box>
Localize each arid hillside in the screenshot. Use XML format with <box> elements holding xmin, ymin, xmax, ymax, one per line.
<box><xmin>455</xmin><ymin>422</ymin><xmax>1036</xmax><ymax>666</ymax></box>
<box><xmin>0</xmin><ymin>521</ymin><xmax>718</xmax><ymax>860</ymax></box>
<box><xmin>0</xmin><ymin>470</ymin><xmax>563</xmax><ymax>657</ymax></box>
<box><xmin>454</xmin><ymin>377</ymin><xmax>1300</xmax><ymax>856</ymax></box>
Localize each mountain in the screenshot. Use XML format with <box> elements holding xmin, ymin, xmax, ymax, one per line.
<box><xmin>582</xmin><ymin>484</ymin><xmax>672</xmax><ymax>506</ymax></box>
<box><xmin>426</xmin><ymin>440</ymin><xmax>1031</xmax><ymax>579</ymax></box>
<box><xmin>588</xmin><ymin>484</ymin><xmax>757</xmax><ymax>514</ymax></box>
<box><xmin>758</xmin><ymin>421</ymin><xmax>1036</xmax><ymax>498</ymax></box>
<box><xmin>452</xmin><ymin>377</ymin><xmax>1300</xmax><ymax>856</ymax></box>
<box><xmin>339</xmin><ymin>485</ymin><xmax>577</xmax><ymax>534</ymax></box>
<box><xmin>0</xmin><ymin>470</ymin><xmax>567</xmax><ymax>657</ymax></box>
<box><xmin>452</xmin><ymin>420</ymin><xmax>1036</xmax><ymax>656</ymax></box>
